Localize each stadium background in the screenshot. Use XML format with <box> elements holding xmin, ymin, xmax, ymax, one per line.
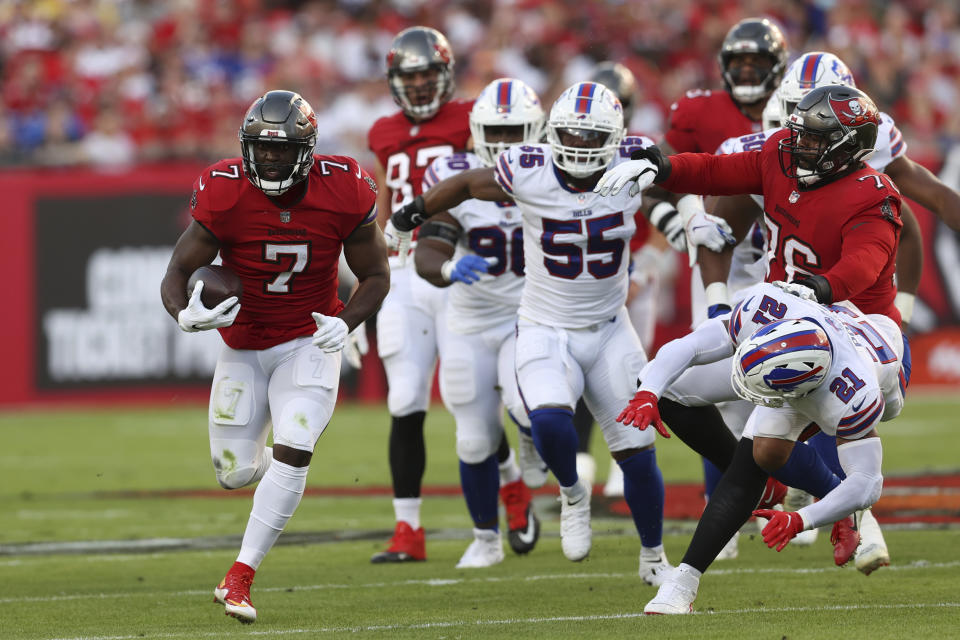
<box><xmin>2</xmin><ymin>0</ymin><xmax>960</xmax><ymax>406</ymax></box>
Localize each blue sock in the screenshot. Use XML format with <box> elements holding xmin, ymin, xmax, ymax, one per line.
<box><xmin>772</xmin><ymin>440</ymin><xmax>840</xmax><ymax>499</ymax></box>
<box><xmin>459</xmin><ymin>455</ymin><xmax>500</xmax><ymax>529</ymax></box>
<box><xmin>528</xmin><ymin>407</ymin><xmax>578</xmax><ymax>487</ymax></box>
<box><xmin>619</xmin><ymin>448</ymin><xmax>665</xmax><ymax>548</ymax></box>
<box><xmin>702</xmin><ymin>457</ymin><xmax>724</xmax><ymax>500</ymax></box>
<box><xmin>808</xmin><ymin>431</ymin><xmax>845</xmax><ymax>479</ymax></box>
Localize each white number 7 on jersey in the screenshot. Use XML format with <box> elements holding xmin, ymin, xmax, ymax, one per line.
<box><xmin>263</xmin><ymin>243</ymin><xmax>310</xmax><ymax>293</ymax></box>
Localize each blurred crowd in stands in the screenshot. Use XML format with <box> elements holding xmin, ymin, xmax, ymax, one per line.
<box><xmin>2</xmin><ymin>0</ymin><xmax>959</xmax><ymax>172</ymax></box>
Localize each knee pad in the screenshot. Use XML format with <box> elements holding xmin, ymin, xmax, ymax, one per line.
<box><xmin>211</xmin><ymin>442</ymin><xmax>265</xmax><ymax>490</ymax></box>
<box><xmin>457</xmin><ymin>436</ymin><xmax>495</xmax><ymax>465</ymax></box>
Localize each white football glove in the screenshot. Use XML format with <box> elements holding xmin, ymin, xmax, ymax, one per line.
<box><xmin>177</xmin><ymin>280</ymin><xmax>240</xmax><ymax>332</ymax></box>
<box><xmin>593</xmin><ymin>159</ymin><xmax>659</xmax><ymax>197</ymax></box>
<box><xmin>342</xmin><ymin>321</ymin><xmax>369</xmax><ymax>369</ymax></box>
<box><xmin>676</xmin><ymin>195</ymin><xmax>736</xmax><ymax>267</ymax></box>
<box><xmin>772</xmin><ymin>280</ymin><xmax>818</xmax><ymax>302</ymax></box>
<box><xmin>311</xmin><ymin>313</ymin><xmax>350</xmax><ymax>353</ymax></box>
<box><xmin>383</xmin><ymin>219</ymin><xmax>413</xmax><ymax>266</ymax></box>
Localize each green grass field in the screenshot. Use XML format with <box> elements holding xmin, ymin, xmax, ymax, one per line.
<box><xmin>1</xmin><ymin>397</ymin><xmax>959</xmax><ymax>639</ymax></box>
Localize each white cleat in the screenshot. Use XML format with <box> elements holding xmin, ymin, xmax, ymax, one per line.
<box><xmin>715</xmin><ymin>531</ymin><xmax>739</xmax><ymax>560</ymax></box>
<box><xmin>644</xmin><ymin>566</ymin><xmax>699</xmax><ymax>615</ymax></box>
<box><xmin>639</xmin><ymin>547</ymin><xmax>673</xmax><ymax>586</ymax></box>
<box><xmin>784</xmin><ymin>487</ymin><xmax>819</xmax><ymax>546</ymax></box>
<box><xmin>456</xmin><ymin>528</ymin><xmax>505</xmax><ymax>569</ymax></box>
<box><xmin>602</xmin><ymin>460</ymin><xmax>624</xmax><ymax>497</ymax></box>
<box><xmin>517</xmin><ymin>432</ymin><xmax>549</xmax><ymax>489</ymax></box>
<box><xmin>854</xmin><ymin>508</ymin><xmax>890</xmax><ymax>575</ymax></box>
<box><xmin>559</xmin><ymin>481</ymin><xmax>592</xmax><ymax>562</ymax></box>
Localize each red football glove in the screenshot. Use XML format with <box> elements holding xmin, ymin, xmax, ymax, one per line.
<box><xmin>616</xmin><ymin>390</ymin><xmax>670</xmax><ymax>438</ymax></box>
<box><xmin>753</xmin><ymin>509</ymin><xmax>805</xmax><ymax>551</ymax></box>
<box><xmin>756</xmin><ymin>477</ymin><xmax>788</xmax><ymax>510</ymax></box>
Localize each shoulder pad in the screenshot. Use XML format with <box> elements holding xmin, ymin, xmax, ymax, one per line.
<box><xmin>192</xmin><ymin>159</ymin><xmax>245</xmax><ymax>213</ymax></box>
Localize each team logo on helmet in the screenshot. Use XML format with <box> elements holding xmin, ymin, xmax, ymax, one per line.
<box><xmin>833</xmin><ymin>96</ymin><xmax>873</xmax><ymax>126</ymax></box>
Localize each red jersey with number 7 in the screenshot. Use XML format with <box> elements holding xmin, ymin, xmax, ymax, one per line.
<box><xmin>190</xmin><ymin>155</ymin><xmax>378</xmax><ymax>350</ymax></box>
<box><xmin>367</xmin><ymin>99</ymin><xmax>473</xmax><ymax>212</ymax></box>
<box><xmin>660</xmin><ymin>128</ymin><xmax>903</xmax><ymax>323</ymax></box>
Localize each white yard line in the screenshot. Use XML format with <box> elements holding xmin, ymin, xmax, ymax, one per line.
<box><xmin>42</xmin><ymin>602</ymin><xmax>960</xmax><ymax>640</ymax></box>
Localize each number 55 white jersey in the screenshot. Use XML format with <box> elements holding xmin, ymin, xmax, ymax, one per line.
<box><xmin>493</xmin><ymin>138</ymin><xmax>654</xmax><ymax>328</ymax></box>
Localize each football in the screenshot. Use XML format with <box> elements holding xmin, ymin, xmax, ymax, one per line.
<box><xmin>187</xmin><ymin>264</ymin><xmax>243</xmax><ymax>309</ymax></box>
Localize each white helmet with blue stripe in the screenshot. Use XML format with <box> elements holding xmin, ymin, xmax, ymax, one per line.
<box><xmin>469</xmin><ymin>78</ymin><xmax>545</xmax><ymax>167</ymax></box>
<box><xmin>546</xmin><ymin>81</ymin><xmax>625</xmax><ymax>178</ymax></box>
<box><xmin>778</xmin><ymin>51</ymin><xmax>856</xmax><ymax>127</ymax></box>
<box><xmin>732</xmin><ymin>317</ymin><xmax>833</xmax><ymax>407</ymax></box>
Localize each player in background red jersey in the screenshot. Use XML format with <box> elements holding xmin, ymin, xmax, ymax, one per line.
<box><xmin>161</xmin><ymin>91</ymin><xmax>389</xmax><ymax>623</ymax></box>
<box><xmin>367</xmin><ymin>26</ymin><xmax>535</xmax><ymax>564</ymax></box>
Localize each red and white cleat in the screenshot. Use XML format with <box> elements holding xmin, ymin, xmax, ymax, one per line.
<box><xmin>831</xmin><ymin>515</ymin><xmax>861</xmax><ymax>567</ymax></box>
<box><xmin>213</xmin><ymin>561</ymin><xmax>257</xmax><ymax>624</ymax></box>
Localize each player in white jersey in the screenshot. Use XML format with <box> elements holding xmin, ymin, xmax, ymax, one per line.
<box><xmin>390</xmin><ymin>81</ymin><xmax>739</xmax><ymax>584</ymax></box>
<box><xmin>621</xmin><ymin>281</ymin><xmax>906</xmax><ymax>614</ymax></box>
<box><xmin>414</xmin><ymin>78</ymin><xmax>546</xmax><ymax>567</ymax></box>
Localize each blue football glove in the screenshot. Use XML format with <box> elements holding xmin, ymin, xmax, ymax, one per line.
<box><xmin>442</xmin><ymin>254</ymin><xmax>490</xmax><ymax>284</ymax></box>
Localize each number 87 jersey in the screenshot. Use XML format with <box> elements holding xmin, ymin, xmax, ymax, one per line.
<box><xmin>493</xmin><ymin>138</ymin><xmax>652</xmax><ymax>328</ymax></box>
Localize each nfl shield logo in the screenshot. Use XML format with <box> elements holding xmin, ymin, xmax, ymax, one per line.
<box><xmin>280</xmin><ymin>211</ymin><xmax>291</xmax><ymax>223</ymax></box>
<box><xmin>788</xmin><ymin>191</ymin><xmax>800</xmax><ymax>204</ymax></box>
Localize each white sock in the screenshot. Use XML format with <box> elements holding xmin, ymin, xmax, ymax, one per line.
<box><xmin>560</xmin><ymin>480</ymin><xmax>587</xmax><ymax>502</ymax></box>
<box><xmin>641</xmin><ymin>544</ymin><xmax>665</xmax><ymax>559</ymax></box>
<box><xmin>677</xmin><ymin>562</ymin><xmax>703</xmax><ymax>580</ymax></box>
<box><xmin>499</xmin><ymin>448</ymin><xmax>521</xmax><ymax>485</ymax></box>
<box><xmin>393</xmin><ymin>497</ymin><xmax>422</xmax><ymax>530</ymax></box>
<box><xmin>237</xmin><ymin>459</ymin><xmax>308</xmax><ymax>570</ymax></box>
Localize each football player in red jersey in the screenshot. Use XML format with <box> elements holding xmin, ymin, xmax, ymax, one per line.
<box><xmin>367</xmin><ymin>26</ymin><xmax>534</xmax><ymax>564</ymax></box>
<box><xmin>161</xmin><ymin>90</ymin><xmax>389</xmax><ymax>624</ymax></box>
<box><xmin>662</xmin><ymin>17</ymin><xmax>788</xmax><ymax>156</ymax></box>
<box><xmin>596</xmin><ymin>85</ymin><xmax>903</xmax><ymax>599</ymax></box>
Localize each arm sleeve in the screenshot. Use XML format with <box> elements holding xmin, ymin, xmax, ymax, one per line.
<box><xmin>638</xmin><ymin>318</ymin><xmax>735</xmax><ymax>396</ymax></box>
<box><xmin>797</xmin><ymin>437</ymin><xmax>883</xmax><ymax>529</ymax></box>
<box><xmin>823</xmin><ymin>213</ymin><xmax>899</xmax><ymax>302</ymax></box>
<box><xmin>660</xmin><ymin>151</ymin><xmax>764</xmax><ymax>196</ymax></box>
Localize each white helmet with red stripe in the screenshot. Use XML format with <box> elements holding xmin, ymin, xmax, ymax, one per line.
<box><xmin>778</xmin><ymin>52</ymin><xmax>855</xmax><ymax>127</ymax></box>
<box><xmin>732</xmin><ymin>318</ymin><xmax>833</xmax><ymax>407</ymax></box>
<box><xmin>546</xmin><ymin>81</ymin><xmax>625</xmax><ymax>178</ymax></box>
<box><xmin>469</xmin><ymin>78</ymin><xmax>545</xmax><ymax>167</ymax></box>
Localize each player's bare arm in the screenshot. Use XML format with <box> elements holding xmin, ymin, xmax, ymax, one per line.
<box><xmin>885</xmin><ymin>154</ymin><xmax>960</xmax><ymax>231</ymax></box>
<box><xmin>413</xmin><ymin>211</ymin><xmax>462</xmax><ymax>288</ymax></box>
<box><xmin>894</xmin><ymin>201</ymin><xmax>922</xmax><ymax>317</ymax></box>
<box><xmin>340</xmin><ymin>221</ymin><xmax>390</xmax><ymax>331</ymax></box>
<box><xmin>160</xmin><ymin>220</ymin><xmax>221</xmax><ymax>318</ymax></box>
<box><xmin>696</xmin><ymin>194</ymin><xmax>760</xmax><ymax>290</ymax></box>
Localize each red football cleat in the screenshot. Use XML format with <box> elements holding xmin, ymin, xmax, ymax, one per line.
<box><xmin>213</xmin><ymin>561</ymin><xmax>257</xmax><ymax>623</ymax></box>
<box><xmin>370</xmin><ymin>521</ymin><xmax>426</xmax><ymax>563</ymax></box>
<box><xmin>500</xmin><ymin>479</ymin><xmax>540</xmax><ymax>554</ymax></box>
<box><xmin>830</xmin><ymin>515</ymin><xmax>861</xmax><ymax>567</ymax></box>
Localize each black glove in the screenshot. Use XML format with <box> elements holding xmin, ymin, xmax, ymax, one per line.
<box><xmin>793</xmin><ymin>274</ymin><xmax>832</xmax><ymax>304</ymax></box>
<box><xmin>390</xmin><ymin>195</ymin><xmax>428</xmax><ymax>232</ymax></box>
<box><xmin>630</xmin><ymin>146</ymin><xmax>672</xmax><ymax>184</ymax></box>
